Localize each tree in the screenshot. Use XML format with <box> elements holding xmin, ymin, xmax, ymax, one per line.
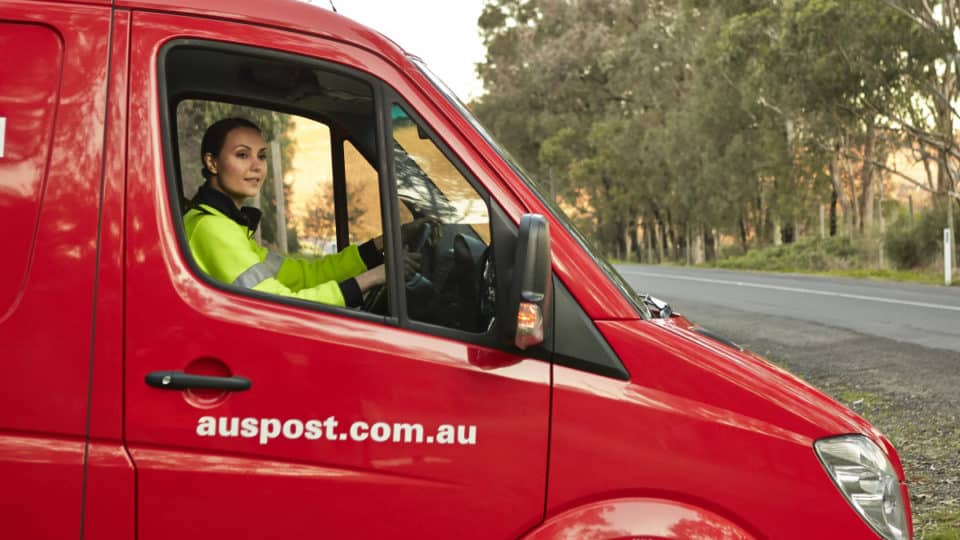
<box><xmin>474</xmin><ymin>0</ymin><xmax>954</xmax><ymax>264</ymax></box>
<box><xmin>879</xmin><ymin>0</ymin><xmax>960</xmax><ymax>267</ymax></box>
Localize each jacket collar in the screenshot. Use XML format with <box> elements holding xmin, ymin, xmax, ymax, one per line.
<box><xmin>192</xmin><ymin>182</ymin><xmax>262</xmax><ymax>234</ymax></box>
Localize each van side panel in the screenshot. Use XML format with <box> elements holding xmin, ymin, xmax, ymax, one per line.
<box><xmin>0</xmin><ymin>3</ymin><xmax>112</xmax><ymax>538</ymax></box>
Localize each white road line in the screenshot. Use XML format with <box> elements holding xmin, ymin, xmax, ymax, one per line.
<box><xmin>620</xmin><ymin>270</ymin><xmax>960</xmax><ymax>312</ymax></box>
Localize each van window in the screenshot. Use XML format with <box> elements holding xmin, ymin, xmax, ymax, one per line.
<box><xmin>162</xmin><ymin>43</ymin><xmax>499</xmax><ymax>335</ymax></box>
<box><xmin>0</xmin><ymin>23</ymin><xmax>62</xmax><ymax>315</ymax></box>
<box><xmin>391</xmin><ymin>104</ymin><xmax>493</xmax><ymax>332</ymax></box>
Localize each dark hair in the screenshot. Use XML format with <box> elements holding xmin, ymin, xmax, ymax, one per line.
<box><xmin>200</xmin><ymin>117</ymin><xmax>262</xmax><ymax>180</ymax></box>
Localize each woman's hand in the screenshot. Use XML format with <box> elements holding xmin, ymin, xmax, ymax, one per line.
<box><xmin>403</xmin><ymin>251</ymin><xmax>422</xmax><ymax>280</ymax></box>
<box><xmin>370</xmin><ymin>218</ymin><xmax>440</xmax><ymax>252</ymax></box>
<box><xmin>401</xmin><ymin>217</ymin><xmax>440</xmax><ymax>246</ymax></box>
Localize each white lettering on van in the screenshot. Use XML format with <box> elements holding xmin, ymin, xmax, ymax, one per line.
<box><xmin>282</xmin><ymin>419</ymin><xmax>304</xmax><ymax>439</ymax></box>
<box><xmin>304</xmin><ymin>420</ymin><xmax>324</xmax><ymax>440</ymax></box>
<box><xmin>392</xmin><ymin>423</ymin><xmax>424</xmax><ymax>443</ymax></box>
<box><xmin>0</xmin><ymin>117</ymin><xmax>6</xmax><ymax>158</ymax></box>
<box><xmin>240</xmin><ymin>417</ymin><xmax>258</xmax><ymax>438</ymax></box>
<box><xmin>194</xmin><ymin>416</ymin><xmax>478</xmax><ymax>447</ymax></box>
<box><xmin>436</xmin><ymin>424</ymin><xmax>455</xmax><ymax>444</ymax></box>
<box><xmin>259</xmin><ymin>418</ymin><xmax>281</xmax><ymax>445</ymax></box>
<box><xmin>457</xmin><ymin>425</ymin><xmax>477</xmax><ymax>445</ymax></box>
<box><xmin>196</xmin><ymin>416</ymin><xmax>216</xmax><ymax>436</ymax></box>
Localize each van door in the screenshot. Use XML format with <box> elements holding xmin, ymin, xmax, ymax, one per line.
<box><xmin>0</xmin><ymin>4</ymin><xmax>116</xmax><ymax>538</ymax></box>
<box><xmin>123</xmin><ymin>11</ymin><xmax>549</xmax><ymax>539</ymax></box>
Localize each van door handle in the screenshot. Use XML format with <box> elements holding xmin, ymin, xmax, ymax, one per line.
<box><xmin>145</xmin><ymin>371</ymin><xmax>252</xmax><ymax>391</ymax></box>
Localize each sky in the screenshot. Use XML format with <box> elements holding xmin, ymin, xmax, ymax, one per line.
<box><xmin>322</xmin><ymin>1</ymin><xmax>488</xmax><ymax>101</ymax></box>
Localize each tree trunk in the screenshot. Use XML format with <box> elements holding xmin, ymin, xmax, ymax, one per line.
<box><xmin>830</xmin><ymin>188</ymin><xmax>838</xmax><ymax>236</ymax></box>
<box><xmin>859</xmin><ymin>124</ymin><xmax>876</xmax><ymax>238</ymax></box>
<box><xmin>623</xmin><ymin>222</ymin><xmax>633</xmax><ymax>261</ymax></box>
<box><xmin>707</xmin><ymin>229</ymin><xmax>720</xmax><ymax>261</ymax></box>
<box><xmin>692</xmin><ymin>224</ymin><xmax>705</xmax><ymax>264</ymax></box>
<box><xmin>706</xmin><ymin>228</ymin><xmax>717</xmax><ymax>262</ymax></box>
<box><xmin>664</xmin><ymin>212</ymin><xmax>674</xmax><ymax>260</ymax></box>
<box><xmin>949</xmin><ymin>192</ymin><xmax>957</xmax><ymax>282</ymax></box>
<box><xmin>844</xmin><ymin>160</ymin><xmax>861</xmax><ymax>233</ymax></box>
<box><xmin>739</xmin><ymin>216</ymin><xmax>748</xmax><ymax>253</ymax></box>
<box><xmin>830</xmin><ymin>153</ymin><xmax>853</xmax><ymax>236</ymax></box>
<box><xmin>644</xmin><ymin>219</ymin><xmax>655</xmax><ymax>263</ymax></box>
<box><xmin>757</xmin><ymin>188</ymin><xmax>766</xmax><ymax>245</ymax></box>
<box><xmin>656</xmin><ymin>219</ymin><xmax>665</xmax><ymax>263</ymax></box>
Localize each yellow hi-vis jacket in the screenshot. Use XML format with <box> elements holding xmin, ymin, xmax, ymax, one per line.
<box><xmin>184</xmin><ymin>186</ymin><xmax>375</xmax><ymax>307</ymax></box>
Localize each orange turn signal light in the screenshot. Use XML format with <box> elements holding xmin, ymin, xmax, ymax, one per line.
<box><xmin>515</xmin><ymin>302</ymin><xmax>544</xmax><ymax>350</ymax></box>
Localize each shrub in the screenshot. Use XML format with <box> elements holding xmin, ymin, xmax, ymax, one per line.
<box><xmin>715</xmin><ymin>236</ymin><xmax>869</xmax><ymax>272</ymax></box>
<box><xmin>884</xmin><ymin>225</ymin><xmax>926</xmax><ymax>269</ymax></box>
<box><xmin>884</xmin><ymin>203</ymin><xmax>949</xmax><ymax>269</ymax></box>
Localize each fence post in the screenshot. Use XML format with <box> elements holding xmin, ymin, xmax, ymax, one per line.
<box><xmin>946</xmin><ymin>228</ymin><xmax>953</xmax><ymax>286</ymax></box>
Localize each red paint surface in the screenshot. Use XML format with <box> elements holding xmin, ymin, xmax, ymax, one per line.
<box><xmin>0</xmin><ymin>3</ymin><xmax>113</xmax><ymax>536</ymax></box>
<box><xmin>2</xmin><ymin>1</ymin><xmax>910</xmax><ymax>539</ymax></box>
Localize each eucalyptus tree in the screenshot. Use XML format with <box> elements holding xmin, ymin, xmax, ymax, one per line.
<box><xmin>717</xmin><ymin>0</ymin><xmax>940</xmax><ymax>241</ymax></box>
<box><xmin>878</xmin><ymin>0</ymin><xmax>959</xmax><ymax>266</ymax></box>
<box><xmin>477</xmin><ymin>0</ymin><xmax>678</xmax><ymax>258</ymax></box>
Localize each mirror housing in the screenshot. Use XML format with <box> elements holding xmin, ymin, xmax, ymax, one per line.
<box><xmin>643</xmin><ymin>294</ymin><xmax>673</xmax><ymax>319</ymax></box>
<box><xmin>504</xmin><ymin>214</ymin><xmax>553</xmax><ymax>350</ymax></box>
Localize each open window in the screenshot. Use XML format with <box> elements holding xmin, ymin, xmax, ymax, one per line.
<box><xmin>162</xmin><ymin>43</ymin><xmax>391</xmax><ymax>314</ymax></box>
<box><xmin>160</xmin><ymin>41</ymin><xmax>504</xmax><ymax>339</ymax></box>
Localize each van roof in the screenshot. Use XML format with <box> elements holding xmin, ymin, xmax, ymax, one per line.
<box><xmin>114</xmin><ymin>0</ymin><xmax>409</xmax><ymax>65</ymax></box>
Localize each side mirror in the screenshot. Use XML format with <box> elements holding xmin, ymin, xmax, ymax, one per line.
<box><xmin>505</xmin><ymin>214</ymin><xmax>553</xmax><ymax>350</ymax></box>
<box><xmin>643</xmin><ymin>294</ymin><xmax>673</xmax><ymax>319</ymax></box>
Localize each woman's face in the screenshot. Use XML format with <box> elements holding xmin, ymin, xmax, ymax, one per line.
<box><xmin>206</xmin><ymin>126</ymin><xmax>268</xmax><ymax>208</ymax></box>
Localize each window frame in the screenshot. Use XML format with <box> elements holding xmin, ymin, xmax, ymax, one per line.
<box><xmin>381</xmin><ymin>88</ymin><xmax>507</xmax><ymax>347</ymax></box>
<box><xmin>158</xmin><ymin>39</ymin><xmax>396</xmax><ymax>326</ymax></box>
<box><xmin>157</xmin><ymin>39</ymin><xmax>537</xmax><ymax>355</ymax></box>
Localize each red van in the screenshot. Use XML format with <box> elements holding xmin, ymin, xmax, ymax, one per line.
<box><xmin>0</xmin><ymin>1</ymin><xmax>911</xmax><ymax>538</ymax></box>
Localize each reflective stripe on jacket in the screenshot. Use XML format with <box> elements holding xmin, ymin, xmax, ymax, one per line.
<box><xmin>184</xmin><ymin>203</ymin><xmax>368</xmax><ymax>307</ymax></box>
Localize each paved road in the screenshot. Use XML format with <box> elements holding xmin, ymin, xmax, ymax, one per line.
<box><xmin>616</xmin><ymin>265</ymin><xmax>960</xmax><ymax>353</ymax></box>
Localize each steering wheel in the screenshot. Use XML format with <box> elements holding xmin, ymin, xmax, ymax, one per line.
<box><xmin>408</xmin><ymin>219</ymin><xmax>435</xmax><ymax>273</ymax></box>
<box><xmin>478</xmin><ymin>247</ymin><xmax>496</xmax><ymax>327</ymax></box>
<box><xmin>360</xmin><ymin>220</ymin><xmax>436</xmax><ymax>314</ymax></box>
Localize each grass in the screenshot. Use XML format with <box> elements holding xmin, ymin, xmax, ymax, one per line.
<box><xmin>791</xmin><ymin>267</ymin><xmax>952</xmax><ymax>285</ymax></box>
<box><xmin>702</xmin><ymin>236</ymin><xmax>957</xmax><ymax>286</ymax></box>
<box><xmin>922</xmin><ymin>508</ymin><xmax>960</xmax><ymax>540</ymax></box>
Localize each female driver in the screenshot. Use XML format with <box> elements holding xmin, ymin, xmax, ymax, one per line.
<box><xmin>185</xmin><ymin>117</ymin><xmax>389</xmax><ymax>307</ymax></box>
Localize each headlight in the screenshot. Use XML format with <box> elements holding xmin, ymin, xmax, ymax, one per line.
<box><xmin>815</xmin><ymin>435</ymin><xmax>909</xmax><ymax>540</ymax></box>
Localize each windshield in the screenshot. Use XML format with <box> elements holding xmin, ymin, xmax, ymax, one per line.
<box><xmin>411</xmin><ymin>57</ymin><xmax>650</xmax><ymax>320</ymax></box>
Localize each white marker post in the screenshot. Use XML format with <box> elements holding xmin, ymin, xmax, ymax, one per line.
<box><xmin>0</xmin><ymin>117</ymin><xmax>6</xmax><ymax>158</ymax></box>
<box><xmin>946</xmin><ymin>228</ymin><xmax>953</xmax><ymax>286</ymax></box>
